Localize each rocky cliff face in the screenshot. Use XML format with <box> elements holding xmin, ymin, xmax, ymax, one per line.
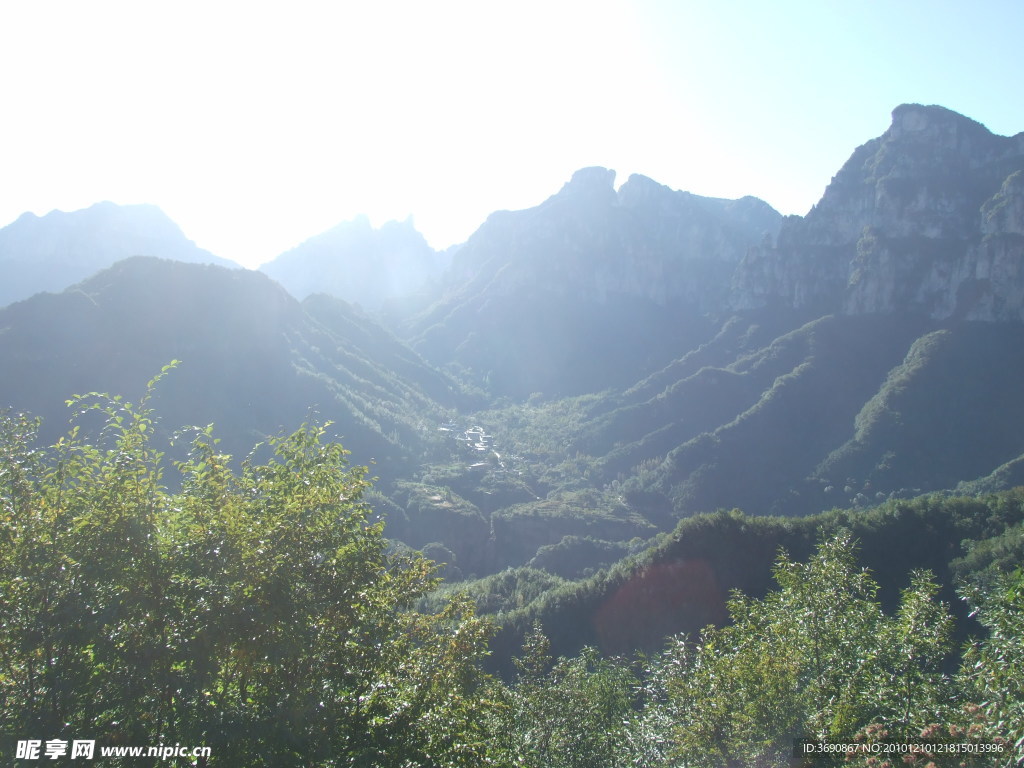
<box><xmin>442</xmin><ymin>166</ymin><xmax>781</xmax><ymax>310</ymax></box>
<box><xmin>408</xmin><ymin>167</ymin><xmax>782</xmax><ymax>398</ymax></box>
<box><xmin>732</xmin><ymin>105</ymin><xmax>1024</xmax><ymax>320</ymax></box>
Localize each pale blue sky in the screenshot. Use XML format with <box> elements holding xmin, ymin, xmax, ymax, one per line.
<box><xmin>1</xmin><ymin>1</ymin><xmax>1021</xmax><ymax>268</ymax></box>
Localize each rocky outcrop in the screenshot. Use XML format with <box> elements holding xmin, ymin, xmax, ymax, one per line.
<box><xmin>598</xmin><ymin>172</ymin><xmax>782</xmax><ymax>307</ymax></box>
<box><xmin>732</xmin><ymin>105</ymin><xmax>1024</xmax><ymax>320</ymax></box>
<box><xmin>429</xmin><ymin>167</ymin><xmax>782</xmax><ymax>311</ymax></box>
<box><xmin>472</xmin><ymin>167</ymin><xmax>782</xmax><ymax>308</ymax></box>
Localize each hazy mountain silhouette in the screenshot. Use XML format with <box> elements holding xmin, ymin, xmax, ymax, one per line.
<box><xmin>0</xmin><ymin>201</ymin><xmax>238</xmax><ymax>307</ymax></box>
<box><xmin>0</xmin><ymin>256</ymin><xmax>462</xmax><ymax>477</ymax></box>
<box><xmin>260</xmin><ymin>215</ymin><xmax>450</xmax><ymax>312</ymax></box>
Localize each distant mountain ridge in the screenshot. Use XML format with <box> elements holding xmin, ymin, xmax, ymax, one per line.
<box><xmin>0</xmin><ymin>201</ymin><xmax>238</xmax><ymax>307</ymax></box>
<box><xmin>259</xmin><ymin>215</ymin><xmax>450</xmax><ymax>311</ymax></box>
<box><xmin>425</xmin><ymin>166</ymin><xmax>781</xmax><ymax>310</ymax></box>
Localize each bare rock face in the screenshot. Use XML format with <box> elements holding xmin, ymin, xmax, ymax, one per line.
<box><xmin>732</xmin><ymin>105</ymin><xmax>1024</xmax><ymax>320</ymax></box>
<box><xmin>982</xmin><ymin>170</ymin><xmax>1024</xmax><ymax>237</ymax></box>
<box><xmin>436</xmin><ymin>166</ymin><xmax>782</xmax><ymax>311</ymax></box>
<box><xmin>409</xmin><ymin>166</ymin><xmax>782</xmax><ymax>398</ymax></box>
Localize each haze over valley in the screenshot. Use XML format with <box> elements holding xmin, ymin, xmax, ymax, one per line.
<box><xmin>3</xmin><ymin>103</ymin><xmax>1024</xmax><ymax>764</ymax></box>
<box><xmin>3</xmin><ymin>101</ymin><xmax>1023</xmax><ymax>594</ymax></box>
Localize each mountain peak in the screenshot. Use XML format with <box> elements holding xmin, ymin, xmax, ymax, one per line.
<box><xmin>0</xmin><ymin>202</ymin><xmax>237</xmax><ymax>308</ymax></box>
<box><xmin>616</xmin><ymin>173</ymin><xmax>673</xmax><ymax>204</ymax></box>
<box><xmin>733</xmin><ymin>104</ymin><xmax>1024</xmax><ymax>319</ymax></box>
<box><xmin>886</xmin><ymin>103</ymin><xmax>995</xmax><ymax>145</ymax></box>
<box><xmin>554</xmin><ymin>167</ymin><xmax>618</xmax><ymax>204</ymax></box>
<box><xmin>567</xmin><ymin>166</ymin><xmax>616</xmax><ymax>186</ymax></box>
<box><xmin>260</xmin><ymin>214</ymin><xmax>445</xmax><ymax>308</ymax></box>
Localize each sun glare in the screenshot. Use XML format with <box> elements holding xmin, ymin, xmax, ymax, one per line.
<box><xmin>1</xmin><ymin>1</ymin><xmax>1022</xmax><ymax>267</ymax></box>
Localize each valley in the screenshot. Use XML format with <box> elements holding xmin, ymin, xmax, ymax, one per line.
<box><xmin>2</xmin><ymin>103</ymin><xmax>1024</xmax><ymax>764</ymax></box>
<box><xmin>3</xmin><ymin>105</ymin><xmax>1024</xmax><ymax>623</ymax></box>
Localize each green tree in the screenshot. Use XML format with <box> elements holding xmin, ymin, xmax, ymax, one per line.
<box><xmin>650</xmin><ymin>533</ymin><xmax>956</xmax><ymax>767</ymax></box>
<box><xmin>871</xmin><ymin>572</ymin><xmax>954</xmax><ymax>736</ymax></box>
<box><xmin>486</xmin><ymin>623</ymin><xmax>637</xmax><ymax>768</ymax></box>
<box><xmin>959</xmin><ymin>568</ymin><xmax>1024</xmax><ymax>767</ymax></box>
<box><xmin>0</xmin><ymin>375</ymin><xmax>492</xmax><ymax>766</ymax></box>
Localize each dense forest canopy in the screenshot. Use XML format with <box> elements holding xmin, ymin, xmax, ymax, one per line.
<box><xmin>1</xmin><ymin>380</ymin><xmax>1022</xmax><ymax>766</ymax></box>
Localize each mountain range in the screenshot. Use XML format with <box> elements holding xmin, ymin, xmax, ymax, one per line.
<box><xmin>2</xmin><ymin>103</ymin><xmax>1023</xmax><ymax>658</ymax></box>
